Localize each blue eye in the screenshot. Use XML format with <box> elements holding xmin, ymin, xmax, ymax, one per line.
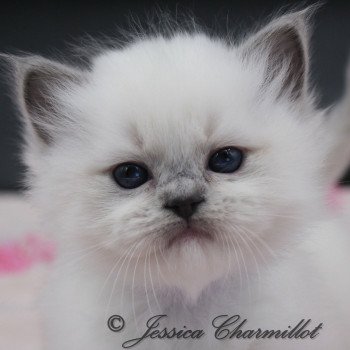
<box><xmin>208</xmin><ymin>147</ymin><xmax>243</xmax><ymax>173</ymax></box>
<box><xmin>112</xmin><ymin>163</ymin><xmax>149</xmax><ymax>189</ymax></box>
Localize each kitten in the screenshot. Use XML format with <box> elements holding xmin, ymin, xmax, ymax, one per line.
<box><xmin>2</xmin><ymin>7</ymin><xmax>350</xmax><ymax>350</ymax></box>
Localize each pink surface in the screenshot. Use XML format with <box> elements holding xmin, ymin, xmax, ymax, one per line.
<box><xmin>0</xmin><ymin>234</ymin><xmax>55</xmax><ymax>274</ymax></box>
<box><xmin>327</xmin><ymin>186</ymin><xmax>347</xmax><ymax>210</ymax></box>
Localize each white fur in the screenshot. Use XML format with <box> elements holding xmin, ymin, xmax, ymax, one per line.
<box><xmin>5</xmin><ymin>8</ymin><xmax>350</xmax><ymax>350</ymax></box>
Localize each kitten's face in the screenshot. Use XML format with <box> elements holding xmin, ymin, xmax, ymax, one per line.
<box><xmin>11</xmin><ymin>12</ymin><xmax>328</xmax><ymax>299</ymax></box>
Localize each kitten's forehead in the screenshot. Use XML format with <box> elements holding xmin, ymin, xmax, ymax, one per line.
<box><xmin>123</xmin><ymin>110</ymin><xmax>211</xmax><ymax>162</ymax></box>
<box><xmin>89</xmin><ymin>34</ymin><xmax>259</xmax><ymax>117</ymax></box>
<box><xmin>80</xmin><ymin>34</ymin><xmax>281</xmax><ymax>168</ymax></box>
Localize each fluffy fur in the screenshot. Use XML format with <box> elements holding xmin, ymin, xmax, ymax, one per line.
<box><xmin>2</xmin><ymin>7</ymin><xmax>350</xmax><ymax>350</ymax></box>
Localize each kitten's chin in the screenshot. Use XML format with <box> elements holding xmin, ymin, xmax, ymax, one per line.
<box><xmin>166</xmin><ymin>227</ymin><xmax>213</xmax><ymax>248</ymax></box>
<box><xmin>160</xmin><ymin>235</ymin><xmax>228</xmax><ymax>302</ymax></box>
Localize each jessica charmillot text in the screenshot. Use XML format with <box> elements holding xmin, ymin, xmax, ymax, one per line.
<box><xmin>107</xmin><ymin>314</ymin><xmax>323</xmax><ymax>348</ymax></box>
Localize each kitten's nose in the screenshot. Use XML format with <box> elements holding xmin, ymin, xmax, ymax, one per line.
<box><xmin>164</xmin><ymin>195</ymin><xmax>205</xmax><ymax>220</ymax></box>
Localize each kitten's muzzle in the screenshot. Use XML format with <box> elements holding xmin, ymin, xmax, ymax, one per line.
<box><xmin>164</xmin><ymin>195</ymin><xmax>205</xmax><ymax>220</ymax></box>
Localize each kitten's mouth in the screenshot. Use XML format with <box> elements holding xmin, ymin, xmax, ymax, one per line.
<box><xmin>166</xmin><ymin>226</ymin><xmax>213</xmax><ymax>248</ymax></box>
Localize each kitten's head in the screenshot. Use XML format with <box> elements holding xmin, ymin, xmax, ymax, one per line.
<box><xmin>4</xmin><ymin>8</ymin><xmax>330</xmax><ymax>299</ymax></box>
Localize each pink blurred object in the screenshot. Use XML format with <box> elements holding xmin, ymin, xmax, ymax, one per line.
<box><xmin>0</xmin><ymin>233</ymin><xmax>55</xmax><ymax>274</ymax></box>
<box><xmin>327</xmin><ymin>186</ymin><xmax>346</xmax><ymax>211</ymax></box>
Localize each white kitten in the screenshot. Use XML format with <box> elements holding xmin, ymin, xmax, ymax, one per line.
<box><xmin>2</xmin><ymin>7</ymin><xmax>350</xmax><ymax>350</ymax></box>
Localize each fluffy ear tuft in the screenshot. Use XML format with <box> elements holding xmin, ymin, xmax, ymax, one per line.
<box><xmin>0</xmin><ymin>54</ymin><xmax>85</xmax><ymax>145</ymax></box>
<box><xmin>240</xmin><ymin>7</ymin><xmax>316</xmax><ymax>101</ymax></box>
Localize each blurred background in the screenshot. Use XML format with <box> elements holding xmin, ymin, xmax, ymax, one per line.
<box><xmin>0</xmin><ymin>0</ymin><xmax>349</xmax><ymax>190</ymax></box>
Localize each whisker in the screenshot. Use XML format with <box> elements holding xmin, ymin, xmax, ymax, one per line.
<box><xmin>131</xmin><ymin>243</ymin><xmax>145</xmax><ymax>331</ymax></box>
<box><xmin>225</xmin><ymin>231</ymin><xmax>243</xmax><ymax>289</ymax></box>
<box><xmin>234</xmin><ymin>223</ymin><xmax>270</xmax><ymax>265</ymax></box>
<box><xmin>231</xmin><ymin>233</ymin><xmax>251</xmax><ymax>299</ymax></box>
<box><xmin>143</xmin><ymin>244</ymin><xmax>153</xmax><ymax>315</ymax></box>
<box><xmin>148</xmin><ymin>244</ymin><xmax>162</xmax><ymax>312</ymax></box>
<box><xmin>104</xmin><ymin>241</ymin><xmax>139</xmax><ymax>319</ymax></box>
<box><xmin>233</xmin><ymin>226</ymin><xmax>262</xmax><ymax>294</ymax></box>
<box><xmin>54</xmin><ymin>245</ymin><xmax>108</xmax><ymax>273</ymax></box>
<box><xmin>159</xmin><ymin>243</ymin><xmax>172</xmax><ymax>273</ymax></box>
<box><xmin>250</xmin><ymin>213</ymin><xmax>302</xmax><ymax>220</ymax></box>
<box><xmin>237</xmin><ymin>224</ymin><xmax>277</xmax><ymax>259</ymax></box>
<box><xmin>121</xmin><ymin>241</ymin><xmax>143</xmax><ymax>316</ymax></box>
<box><xmin>154</xmin><ymin>246</ymin><xmax>167</xmax><ymax>285</ymax></box>
<box><xmin>98</xmin><ymin>245</ymin><xmax>132</xmax><ymax>300</ymax></box>
<box><xmin>220</xmin><ymin>232</ymin><xmax>232</xmax><ymax>278</ymax></box>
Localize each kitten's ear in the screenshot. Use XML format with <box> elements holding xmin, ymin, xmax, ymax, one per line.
<box><xmin>0</xmin><ymin>54</ymin><xmax>85</xmax><ymax>145</ymax></box>
<box><xmin>240</xmin><ymin>8</ymin><xmax>315</xmax><ymax>101</ymax></box>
